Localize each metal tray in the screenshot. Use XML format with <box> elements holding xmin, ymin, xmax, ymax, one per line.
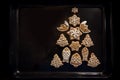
<box><xmin>9</xmin><ymin>3</ymin><xmax>113</xmax><ymax>79</ymax></box>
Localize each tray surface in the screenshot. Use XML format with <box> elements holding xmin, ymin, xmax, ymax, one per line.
<box><xmin>9</xmin><ymin>5</ymin><xmax>112</xmax><ymax>78</ymax></box>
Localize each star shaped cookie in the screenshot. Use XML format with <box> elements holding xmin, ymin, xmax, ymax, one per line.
<box><xmin>67</xmin><ymin>27</ymin><xmax>82</xmax><ymax>40</ymax></box>
<box><xmin>68</xmin><ymin>14</ymin><xmax>80</xmax><ymax>26</ymax></box>
<box><xmin>72</xmin><ymin>7</ymin><xmax>78</xmax><ymax>13</ymax></box>
<box><xmin>69</xmin><ymin>41</ymin><xmax>81</xmax><ymax>51</ymax></box>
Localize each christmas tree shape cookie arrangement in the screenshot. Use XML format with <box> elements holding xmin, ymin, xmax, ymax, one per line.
<box><xmin>50</xmin><ymin>7</ymin><xmax>100</xmax><ymax>68</ymax></box>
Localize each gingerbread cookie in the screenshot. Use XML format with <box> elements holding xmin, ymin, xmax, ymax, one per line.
<box><xmin>69</xmin><ymin>41</ymin><xmax>81</xmax><ymax>51</ymax></box>
<box><xmin>67</xmin><ymin>27</ymin><xmax>82</xmax><ymax>40</ymax></box>
<box><xmin>81</xmin><ymin>34</ymin><xmax>94</xmax><ymax>47</ymax></box>
<box><xmin>57</xmin><ymin>21</ymin><xmax>69</xmax><ymax>32</ymax></box>
<box><xmin>81</xmin><ymin>47</ymin><xmax>89</xmax><ymax>61</ymax></box>
<box><xmin>50</xmin><ymin>54</ymin><xmax>63</xmax><ymax>68</ymax></box>
<box><xmin>87</xmin><ymin>53</ymin><xmax>100</xmax><ymax>68</ymax></box>
<box><xmin>70</xmin><ymin>53</ymin><xmax>82</xmax><ymax>67</ymax></box>
<box><xmin>56</xmin><ymin>34</ymin><xmax>69</xmax><ymax>47</ymax></box>
<box><xmin>62</xmin><ymin>47</ymin><xmax>71</xmax><ymax>63</ymax></box>
<box><xmin>68</xmin><ymin>14</ymin><xmax>80</xmax><ymax>26</ymax></box>
<box><xmin>80</xmin><ymin>21</ymin><xmax>91</xmax><ymax>33</ymax></box>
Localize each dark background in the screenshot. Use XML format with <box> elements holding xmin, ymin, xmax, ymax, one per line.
<box><xmin>0</xmin><ymin>0</ymin><xmax>113</xmax><ymax>80</ymax></box>
<box><xmin>18</xmin><ymin>7</ymin><xmax>104</xmax><ymax>72</ymax></box>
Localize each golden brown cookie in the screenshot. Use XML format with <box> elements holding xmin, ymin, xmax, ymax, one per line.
<box><xmin>50</xmin><ymin>54</ymin><xmax>63</xmax><ymax>68</ymax></box>
<box><xmin>70</xmin><ymin>53</ymin><xmax>82</xmax><ymax>67</ymax></box>
<box><xmin>81</xmin><ymin>47</ymin><xmax>89</xmax><ymax>61</ymax></box>
<box><xmin>62</xmin><ymin>47</ymin><xmax>71</xmax><ymax>63</ymax></box>
<box><xmin>68</xmin><ymin>14</ymin><xmax>80</xmax><ymax>26</ymax></box>
<box><xmin>81</xmin><ymin>34</ymin><xmax>94</xmax><ymax>47</ymax></box>
<box><xmin>80</xmin><ymin>21</ymin><xmax>91</xmax><ymax>33</ymax></box>
<box><xmin>57</xmin><ymin>21</ymin><xmax>69</xmax><ymax>32</ymax></box>
<box><xmin>72</xmin><ymin>7</ymin><xmax>78</xmax><ymax>13</ymax></box>
<box><xmin>56</xmin><ymin>34</ymin><xmax>69</xmax><ymax>47</ymax></box>
<box><xmin>69</xmin><ymin>41</ymin><xmax>81</xmax><ymax>51</ymax></box>
<box><xmin>67</xmin><ymin>27</ymin><xmax>82</xmax><ymax>40</ymax></box>
<box><xmin>87</xmin><ymin>53</ymin><xmax>100</xmax><ymax>68</ymax></box>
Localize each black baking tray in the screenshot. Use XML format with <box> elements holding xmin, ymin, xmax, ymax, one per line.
<box><xmin>9</xmin><ymin>1</ymin><xmax>113</xmax><ymax>79</ymax></box>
